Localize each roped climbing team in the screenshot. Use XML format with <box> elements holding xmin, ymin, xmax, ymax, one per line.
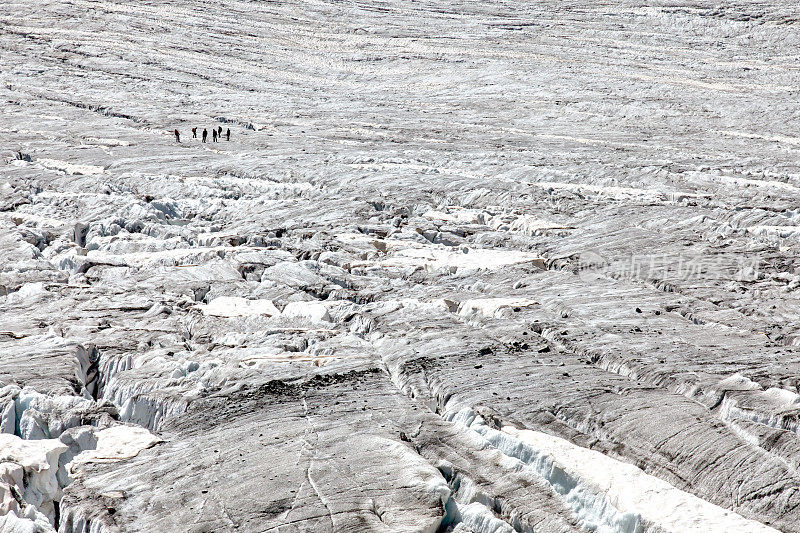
<box><xmin>174</xmin><ymin>126</ymin><xmax>231</xmax><ymax>143</ymax></box>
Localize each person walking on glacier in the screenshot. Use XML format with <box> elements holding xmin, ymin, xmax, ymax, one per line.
<box><xmin>174</xmin><ymin>129</ymin><xmax>180</xmax><ymax>143</ymax></box>
<box><xmin>226</xmin><ymin>128</ymin><xmax>230</xmax><ymax>141</ymax></box>
<box><xmin>202</xmin><ymin>129</ymin><xmax>208</xmax><ymax>143</ymax></box>
<box><xmin>192</xmin><ymin>127</ymin><xmax>197</xmax><ymax>139</ymax></box>
<box><xmin>212</xmin><ymin>129</ymin><xmax>218</xmax><ymax>142</ymax></box>
<box><xmin>217</xmin><ymin>126</ymin><xmax>223</xmax><ymax>138</ymax></box>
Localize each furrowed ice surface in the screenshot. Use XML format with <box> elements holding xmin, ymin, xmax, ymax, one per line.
<box><xmin>4</xmin><ymin>0</ymin><xmax>800</xmax><ymax>531</ymax></box>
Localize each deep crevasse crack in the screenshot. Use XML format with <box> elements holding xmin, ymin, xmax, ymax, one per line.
<box><xmin>443</xmin><ymin>407</ymin><xmax>779</xmax><ymax>533</ymax></box>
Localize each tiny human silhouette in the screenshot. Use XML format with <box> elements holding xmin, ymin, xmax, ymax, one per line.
<box><xmin>192</xmin><ymin>127</ymin><xmax>197</xmax><ymax>138</ymax></box>
<box><xmin>226</xmin><ymin>128</ymin><xmax>230</xmax><ymax>141</ymax></box>
<box><xmin>202</xmin><ymin>129</ymin><xmax>208</xmax><ymax>143</ymax></box>
<box><xmin>212</xmin><ymin>129</ymin><xmax>218</xmax><ymax>142</ymax></box>
<box><xmin>174</xmin><ymin>129</ymin><xmax>180</xmax><ymax>142</ymax></box>
<box><xmin>217</xmin><ymin>126</ymin><xmax>223</xmax><ymax>137</ymax></box>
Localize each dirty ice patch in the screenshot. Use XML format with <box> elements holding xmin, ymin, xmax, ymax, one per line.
<box><xmin>199</xmin><ymin>297</ymin><xmax>280</xmax><ymax>317</ymax></box>
<box><xmin>37</xmin><ymin>159</ymin><xmax>105</xmax><ymax>176</ymax></box>
<box><xmin>351</xmin><ymin>437</ymin><xmax>450</xmax><ymax>532</ymax></box>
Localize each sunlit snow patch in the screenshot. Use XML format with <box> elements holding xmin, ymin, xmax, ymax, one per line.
<box><xmin>281</xmin><ymin>301</ymin><xmax>334</xmax><ymax>322</ymax></box>
<box><xmin>37</xmin><ymin>159</ymin><xmax>105</xmax><ymax>176</ymax></box>
<box><xmin>423</xmin><ymin>208</ymin><xmax>487</xmax><ymax>225</ymax></box>
<box><xmin>386</xmin><ymin>247</ymin><xmax>543</xmax><ymax>273</ymax></box>
<box><xmin>457</xmin><ymin>298</ymin><xmax>538</xmax><ymax>319</ymax></box>
<box><xmin>529</xmin><ymin>181</ymin><xmax>665</xmax><ymax>201</ymax></box>
<box><xmin>68</xmin><ymin>426</ymin><xmax>161</xmax><ymax>466</ymax></box>
<box><xmin>198</xmin><ymin>297</ymin><xmax>280</xmax><ymax>317</ymax></box>
<box><xmin>746</xmin><ymin>225</ymin><xmax>800</xmax><ymax>241</ymax></box>
<box><xmin>424</xmin><ymin>207</ymin><xmax>572</xmax><ymax>236</ymax></box>
<box><xmin>337</xmin><ymin>233</ymin><xmax>544</xmax><ymax>273</ymax></box>
<box><xmin>84</xmin><ymin>137</ymin><xmax>132</xmax><ymax>147</ymax></box>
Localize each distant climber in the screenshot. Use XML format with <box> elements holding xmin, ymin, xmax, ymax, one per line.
<box><xmin>174</xmin><ymin>129</ymin><xmax>180</xmax><ymax>143</ymax></box>
<box><xmin>202</xmin><ymin>129</ymin><xmax>208</xmax><ymax>143</ymax></box>
<box><xmin>192</xmin><ymin>127</ymin><xmax>197</xmax><ymax>138</ymax></box>
<box><xmin>212</xmin><ymin>129</ymin><xmax>218</xmax><ymax>142</ymax></box>
<box><xmin>226</xmin><ymin>128</ymin><xmax>230</xmax><ymax>141</ymax></box>
<box><xmin>217</xmin><ymin>126</ymin><xmax>223</xmax><ymax>137</ymax></box>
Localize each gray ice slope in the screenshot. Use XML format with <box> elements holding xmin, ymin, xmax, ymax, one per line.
<box><xmin>3</xmin><ymin>0</ymin><xmax>800</xmax><ymax>532</ymax></box>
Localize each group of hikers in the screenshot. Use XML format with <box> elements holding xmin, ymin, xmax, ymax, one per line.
<box><xmin>173</xmin><ymin>126</ymin><xmax>230</xmax><ymax>143</ymax></box>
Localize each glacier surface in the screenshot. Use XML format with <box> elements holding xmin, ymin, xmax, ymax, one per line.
<box><xmin>4</xmin><ymin>0</ymin><xmax>800</xmax><ymax>531</ymax></box>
